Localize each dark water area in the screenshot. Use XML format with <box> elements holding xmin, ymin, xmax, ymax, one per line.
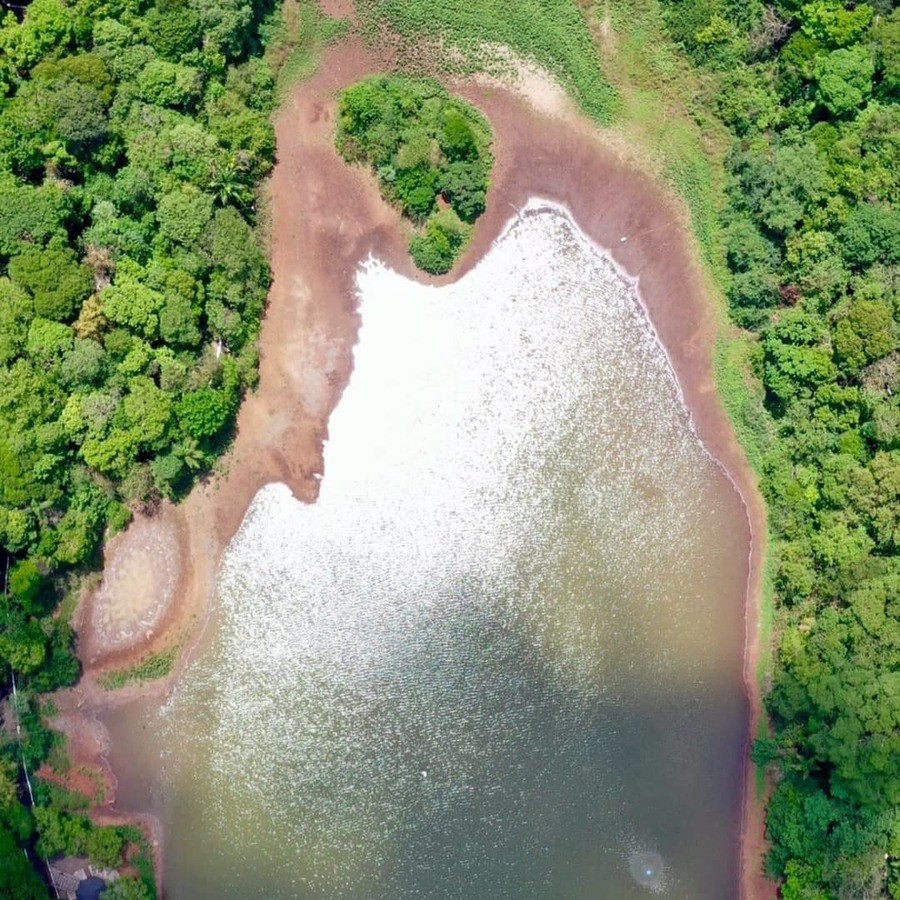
<box><xmin>104</xmin><ymin>206</ymin><xmax>749</xmax><ymax>899</ymax></box>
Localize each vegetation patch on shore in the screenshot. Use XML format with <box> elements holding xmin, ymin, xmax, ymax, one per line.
<box><xmin>97</xmin><ymin>645</ymin><xmax>179</xmax><ymax>691</ymax></box>
<box><xmin>336</xmin><ymin>75</ymin><xmax>493</xmax><ymax>274</ymax></box>
<box><xmin>595</xmin><ymin>0</ymin><xmax>900</xmax><ymax>895</ymax></box>
<box><xmin>0</xmin><ymin>0</ymin><xmax>338</xmax><ymax>895</ymax></box>
<box><xmin>355</xmin><ymin>0</ymin><xmax>617</xmax><ymax>124</ymax></box>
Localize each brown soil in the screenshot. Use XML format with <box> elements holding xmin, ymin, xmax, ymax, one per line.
<box><xmin>57</xmin><ymin>32</ymin><xmax>772</xmax><ymax>900</ymax></box>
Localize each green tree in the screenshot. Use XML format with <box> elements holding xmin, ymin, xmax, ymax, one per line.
<box><xmin>188</xmin><ymin>0</ymin><xmax>254</xmax><ymax>60</ymax></box>
<box><xmin>26</xmin><ymin>317</ymin><xmax>74</xmax><ymax>359</ymax></box>
<box><xmin>46</xmin><ymin>79</ymin><xmax>109</xmax><ymax>149</ymax></box>
<box><xmin>100</xmin><ymin>268</ymin><xmax>164</xmax><ymax>339</ymax></box>
<box><xmin>0</xmin><ymin>617</ymin><xmax>46</xmax><ymax>674</ymax></box>
<box><xmin>409</xmin><ymin>210</ymin><xmax>469</xmax><ymax>275</ymax></box>
<box><xmin>137</xmin><ymin>59</ymin><xmax>202</xmax><ymax>109</ymax></box>
<box><xmin>145</xmin><ymin>2</ymin><xmax>201</xmax><ymax>59</ymax></box>
<box><xmin>84</xmin><ymin>826</ymin><xmax>123</xmax><ymax>867</ymax></box>
<box><xmin>121</xmin><ymin>377</ymin><xmax>172</xmax><ymax>450</ymax></box>
<box><xmin>159</xmin><ymin>293</ymin><xmax>201</xmax><ymax>346</ymax></box>
<box><xmin>440</xmin><ymin>108</ymin><xmax>478</xmax><ymax>161</ymax></box>
<box><xmin>102</xmin><ymin>877</ymin><xmax>152</xmax><ymax>900</ymax></box>
<box><xmin>0</xmin><ymin>827</ymin><xmax>45</xmax><ymax>900</ymax></box>
<box><xmin>34</xmin><ymin>807</ymin><xmax>89</xmax><ymax>858</ymax></box>
<box><xmin>208</xmin><ymin>156</ymin><xmax>252</xmax><ymax>207</ymax></box>
<box><xmin>439</xmin><ymin>160</ymin><xmax>488</xmax><ymax>221</ymax></box>
<box><xmin>0</xmin><ymin>0</ymin><xmax>73</xmax><ymax>72</ymax></box>
<box><xmin>156</xmin><ymin>187</ymin><xmax>214</xmax><ymax>247</ymax></box>
<box><xmin>800</xmin><ymin>1</ymin><xmax>874</xmax><ymax>49</ymax></box>
<box><xmin>734</xmin><ymin>140</ymin><xmax>831</xmax><ymax>236</ymax></box>
<box><xmin>872</xmin><ymin>9</ymin><xmax>900</xmax><ymax>99</ymax></box>
<box><xmin>814</xmin><ymin>47</ymin><xmax>875</xmax><ymax>117</ymax></box>
<box><xmin>0</xmin><ymin>179</ymin><xmax>70</xmax><ymax>259</ymax></box>
<box><xmin>8</xmin><ymin>559</ymin><xmax>42</xmax><ymax>611</ymax></box>
<box><xmin>8</xmin><ymin>248</ymin><xmax>93</xmax><ymax>322</ymax></box>
<box><xmin>205</xmin><ymin>94</ymin><xmax>275</xmax><ymax>177</ymax></box>
<box><xmin>176</xmin><ymin>387</ymin><xmax>231</xmax><ymax>439</ymax></box>
<box><xmin>150</xmin><ymin>452</ymin><xmax>184</xmax><ymax>495</ymax></box>
<box><xmin>0</xmin><ymin>278</ymin><xmax>33</xmax><ymax>364</ymax></box>
<box><xmin>833</xmin><ymin>300</ymin><xmax>895</xmax><ymax>374</ymax></box>
<box><xmin>838</xmin><ymin>203</ymin><xmax>900</xmax><ymax>268</ymax></box>
<box><xmin>60</xmin><ymin>338</ymin><xmax>106</xmax><ymax>388</ymax></box>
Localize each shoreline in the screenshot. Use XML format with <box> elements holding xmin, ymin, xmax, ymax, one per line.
<box><xmin>57</xmin><ymin>34</ymin><xmax>770</xmax><ymax>899</ymax></box>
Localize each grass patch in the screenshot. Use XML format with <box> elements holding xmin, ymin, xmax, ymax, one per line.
<box><xmin>594</xmin><ymin>0</ymin><xmax>732</xmax><ymax>280</ymax></box>
<box><xmin>355</xmin><ymin>0</ymin><xmax>617</xmax><ymax>123</ymax></box>
<box><xmin>713</xmin><ymin>335</ymin><xmax>774</xmax><ymax>475</ymax></box>
<box><xmin>264</xmin><ymin>0</ymin><xmax>348</xmax><ymax>98</ymax></box>
<box><xmin>98</xmin><ymin>646</ymin><xmax>179</xmax><ymax>691</ymax></box>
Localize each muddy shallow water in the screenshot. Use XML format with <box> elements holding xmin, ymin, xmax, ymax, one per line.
<box><xmin>104</xmin><ymin>204</ymin><xmax>749</xmax><ymax>899</ymax></box>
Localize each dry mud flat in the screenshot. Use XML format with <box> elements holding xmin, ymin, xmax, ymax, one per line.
<box><xmin>59</xmin><ymin>34</ymin><xmax>770</xmax><ymax>900</ymax></box>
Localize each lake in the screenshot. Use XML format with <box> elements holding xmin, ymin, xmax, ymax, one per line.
<box><xmin>104</xmin><ymin>202</ymin><xmax>749</xmax><ymax>899</ymax></box>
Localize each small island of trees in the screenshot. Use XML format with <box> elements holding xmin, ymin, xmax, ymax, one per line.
<box><xmin>335</xmin><ymin>74</ymin><xmax>493</xmax><ymax>275</ymax></box>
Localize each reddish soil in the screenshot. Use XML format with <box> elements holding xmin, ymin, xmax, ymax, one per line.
<box><xmin>59</xmin><ymin>31</ymin><xmax>772</xmax><ymax>900</ymax></box>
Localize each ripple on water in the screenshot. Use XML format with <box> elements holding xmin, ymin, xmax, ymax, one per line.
<box><xmin>159</xmin><ymin>201</ymin><xmax>745</xmax><ymax>900</ymax></box>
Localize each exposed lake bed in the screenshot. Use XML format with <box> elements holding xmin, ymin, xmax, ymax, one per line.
<box><xmin>103</xmin><ymin>204</ymin><xmax>749</xmax><ymax>898</ymax></box>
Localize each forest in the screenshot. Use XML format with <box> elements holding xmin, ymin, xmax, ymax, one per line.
<box><xmin>0</xmin><ymin>0</ymin><xmax>283</xmax><ymax>893</ymax></box>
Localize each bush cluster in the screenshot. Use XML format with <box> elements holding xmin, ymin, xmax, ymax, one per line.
<box><xmin>335</xmin><ymin>74</ymin><xmax>493</xmax><ymax>274</ymax></box>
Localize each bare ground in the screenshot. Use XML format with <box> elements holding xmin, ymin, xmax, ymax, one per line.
<box><xmin>57</xmin><ymin>33</ymin><xmax>771</xmax><ymax>900</ymax></box>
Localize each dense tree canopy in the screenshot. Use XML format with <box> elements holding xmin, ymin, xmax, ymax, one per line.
<box><xmin>335</xmin><ymin>75</ymin><xmax>493</xmax><ymax>274</ymax></box>
<box><xmin>0</xmin><ymin>0</ymin><xmax>285</xmax><ymax>891</ymax></box>
<box><xmin>0</xmin><ymin>0</ymin><xmax>276</xmax><ymax>673</ymax></box>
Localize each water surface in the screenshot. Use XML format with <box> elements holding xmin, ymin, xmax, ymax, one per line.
<box><xmin>106</xmin><ymin>203</ymin><xmax>748</xmax><ymax>899</ymax></box>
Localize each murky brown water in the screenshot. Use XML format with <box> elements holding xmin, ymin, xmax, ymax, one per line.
<box><xmin>104</xmin><ymin>205</ymin><xmax>749</xmax><ymax>899</ymax></box>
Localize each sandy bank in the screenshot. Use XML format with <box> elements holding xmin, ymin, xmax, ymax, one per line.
<box><xmin>58</xmin><ymin>31</ymin><xmax>769</xmax><ymax>900</ymax></box>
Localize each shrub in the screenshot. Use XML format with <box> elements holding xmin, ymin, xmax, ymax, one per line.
<box><xmin>409</xmin><ymin>210</ymin><xmax>470</xmax><ymax>275</ymax></box>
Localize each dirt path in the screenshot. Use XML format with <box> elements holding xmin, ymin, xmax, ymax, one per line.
<box><xmin>59</xmin><ymin>32</ymin><xmax>771</xmax><ymax>900</ymax></box>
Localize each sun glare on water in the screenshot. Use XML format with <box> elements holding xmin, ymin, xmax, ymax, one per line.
<box><xmin>159</xmin><ymin>202</ymin><xmax>745</xmax><ymax>900</ymax></box>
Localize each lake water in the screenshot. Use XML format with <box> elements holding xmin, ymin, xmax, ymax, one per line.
<box><xmin>105</xmin><ymin>203</ymin><xmax>749</xmax><ymax>899</ymax></box>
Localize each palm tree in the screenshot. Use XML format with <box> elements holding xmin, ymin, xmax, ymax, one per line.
<box><xmin>209</xmin><ymin>157</ymin><xmax>252</xmax><ymax>208</ymax></box>
<box><xmin>174</xmin><ymin>438</ymin><xmax>205</xmax><ymax>472</ymax></box>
